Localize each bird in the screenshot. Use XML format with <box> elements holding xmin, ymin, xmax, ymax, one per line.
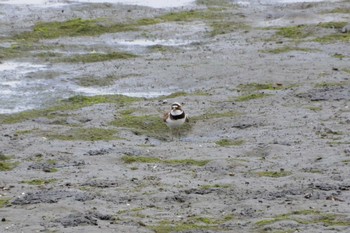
<box><xmin>163</xmin><ymin>102</ymin><xmax>189</xmax><ymax>130</ymax></box>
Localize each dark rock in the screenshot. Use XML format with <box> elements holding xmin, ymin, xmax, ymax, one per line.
<box><xmin>166</xmin><ymin>195</ymin><xmax>188</xmax><ymax>203</ymax></box>
<box><xmin>311</xmin><ymin>183</ymin><xmax>337</xmax><ymax>191</ymax></box>
<box><xmin>338</xmin><ymin>184</ymin><xmax>350</xmax><ymax>191</ymax></box>
<box><xmin>28</xmin><ymin>160</ymin><xmax>85</xmax><ymax>171</ymax></box>
<box><xmin>231</xmin><ymin>123</ymin><xmax>256</xmax><ymax>129</ymax></box>
<box><xmin>82</xmin><ymin>180</ymin><xmax>118</xmax><ymax>188</ymax></box>
<box><xmin>74</xmin><ymin>192</ymin><xmax>95</xmax><ymax>202</ymax></box>
<box><xmin>240</xmin><ymin>208</ymin><xmax>257</xmax><ymax>217</ymax></box>
<box><xmin>92</xmin><ymin>212</ymin><xmax>114</xmax><ymax>221</ymax></box>
<box><xmin>12</xmin><ymin>190</ymin><xmax>94</xmax><ymax>205</ymax></box>
<box><xmin>57</xmin><ymin>213</ymin><xmax>98</xmax><ymax>227</ymax></box>
<box><xmin>85</xmin><ymin>148</ymin><xmax>112</xmax><ymax>156</ymax></box>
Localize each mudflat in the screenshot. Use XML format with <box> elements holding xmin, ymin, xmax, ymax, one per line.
<box><xmin>0</xmin><ymin>0</ymin><xmax>349</xmax><ymax>232</ymax></box>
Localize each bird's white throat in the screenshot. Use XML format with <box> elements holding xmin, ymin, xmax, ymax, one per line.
<box><xmin>171</xmin><ymin>110</ymin><xmax>183</xmax><ymax>116</ymax></box>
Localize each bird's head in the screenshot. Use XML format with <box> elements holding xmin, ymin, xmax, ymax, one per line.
<box><xmin>171</xmin><ymin>102</ymin><xmax>182</xmax><ymax>111</ymax></box>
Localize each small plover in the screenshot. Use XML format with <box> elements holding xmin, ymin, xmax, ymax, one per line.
<box><xmin>163</xmin><ymin>102</ymin><xmax>189</xmax><ymax>129</ymax></box>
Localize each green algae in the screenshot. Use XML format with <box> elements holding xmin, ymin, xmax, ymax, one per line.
<box><xmin>0</xmin><ymin>94</ymin><xmax>139</xmax><ymax>124</ymax></box>
<box><xmin>236</xmin><ymin>93</ymin><xmax>271</xmax><ymax>102</ymax></box>
<box><xmin>256</xmin><ymin>170</ymin><xmax>292</xmax><ymax>178</ymax></box>
<box><xmin>216</xmin><ymin>139</ymin><xmax>245</xmax><ymax>147</ymax></box>
<box><xmin>46</xmin><ymin>128</ymin><xmax>119</xmax><ymax>141</ymax></box>
<box><xmin>122</xmin><ymin>155</ymin><xmax>210</xmax><ymax>166</ymax></box>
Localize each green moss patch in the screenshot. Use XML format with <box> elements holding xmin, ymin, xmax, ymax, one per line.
<box><xmin>237</xmin><ymin>83</ymin><xmax>286</xmax><ymax>92</ymax></box>
<box><xmin>112</xmin><ymin>106</ymin><xmax>241</xmax><ymax>139</ymax></box>
<box><xmin>333</xmin><ymin>53</ymin><xmax>346</xmax><ymax>59</ymax></box>
<box><xmin>193</xmin><ymin>214</ymin><xmax>234</xmax><ymax>224</ymax></box>
<box><xmin>136</xmin><ymin>18</ymin><xmax>162</xmax><ymax>26</ymax></box>
<box><xmin>0</xmin><ymin>43</ymin><xmax>28</xmax><ymax>59</ymax></box>
<box><xmin>4</xmin><ymin>18</ymin><xmax>140</xmax><ymax>61</ymax></box>
<box><xmin>149</xmin><ymin>45</ymin><xmax>171</xmax><ymax>53</ymax></box>
<box><xmin>256</xmin><ymin>170</ymin><xmax>292</xmax><ymax>178</ymax></box>
<box><xmin>58</xmin><ymin>52</ymin><xmax>136</xmax><ymax>63</ymax></box>
<box><xmin>15</xmin><ymin>9</ymin><xmax>242</xmax><ymax>43</ymax></box>
<box><xmin>62</xmin><ymin>94</ymin><xmax>138</xmax><ymax>107</ymax></box>
<box><xmin>261</xmin><ymin>46</ymin><xmax>317</xmax><ymax>54</ymax></box>
<box><xmin>0</xmin><ymin>198</ymin><xmax>11</xmax><ymax>208</ymax></box>
<box><xmin>314</xmin><ymin>21</ymin><xmax>350</xmax><ymax>43</ymax></box>
<box><xmin>112</xmin><ymin>112</ymin><xmax>171</xmax><ymax>139</ymax></box>
<box><xmin>200</xmin><ymin>184</ymin><xmax>231</xmax><ymax>190</ymax></box>
<box><xmin>256</xmin><ymin>210</ymin><xmax>350</xmax><ymax>228</ymax></box>
<box><xmin>0</xmin><ymin>94</ymin><xmax>139</xmax><ymax>124</ymax></box>
<box><xmin>0</xmin><ymin>153</ymin><xmax>11</xmax><ymax>161</ymax></box>
<box><xmin>318</xmin><ymin>21</ymin><xmax>347</xmax><ymax>29</ymax></box>
<box><xmin>325</xmin><ymin>8</ymin><xmax>350</xmax><ymax>14</ymax></box>
<box><xmin>314</xmin><ymin>33</ymin><xmax>350</xmax><ymax>43</ymax></box>
<box><xmin>270</xmin><ymin>21</ymin><xmax>350</xmax><ymax>43</ymax></box>
<box><xmin>46</xmin><ymin>128</ymin><xmax>119</xmax><ymax>141</ymax></box>
<box><xmin>15</xmin><ymin>129</ymin><xmax>34</xmax><ymax>135</ymax></box>
<box><xmin>16</xmin><ymin>18</ymin><xmax>138</xmax><ymax>41</ymax></box>
<box><xmin>3</xmin><ymin>5</ymin><xmax>245</xmax><ymax>61</ymax></box>
<box><xmin>21</xmin><ymin>179</ymin><xmax>57</xmax><ymax>185</ymax></box>
<box><xmin>149</xmin><ymin>214</ymin><xmax>233</xmax><ymax>233</ymax></box>
<box><xmin>276</xmin><ymin>25</ymin><xmax>312</xmax><ymax>40</ymax></box>
<box><xmin>0</xmin><ymin>161</ymin><xmax>19</xmax><ymax>171</ymax></box>
<box><xmin>0</xmin><ymin>154</ymin><xmax>19</xmax><ymax>171</ymax></box>
<box><xmin>46</xmin><ymin>168</ymin><xmax>59</xmax><ymax>173</ymax></box>
<box><xmin>305</xmin><ymin>106</ymin><xmax>322</xmax><ymax>111</ymax></box>
<box><xmin>210</xmin><ymin>20</ymin><xmax>249</xmax><ymax>36</ymax></box>
<box><xmin>236</xmin><ymin>93</ymin><xmax>271</xmax><ymax>102</ymax></box>
<box><xmin>122</xmin><ymin>155</ymin><xmax>210</xmax><ymax>166</ymax></box>
<box><xmin>156</xmin><ymin>8</ymin><xmax>248</xmax><ymax>37</ymax></box>
<box><xmin>0</xmin><ymin>42</ymin><xmax>53</xmax><ymax>60</ymax></box>
<box><xmin>216</xmin><ymin>139</ymin><xmax>245</xmax><ymax>147</ymax></box>
<box><xmin>314</xmin><ymin>82</ymin><xmax>348</xmax><ymax>88</ymax></box>
<box><xmin>150</xmin><ymin>222</ymin><xmax>219</xmax><ymax>233</ymax></box>
<box><xmin>111</xmin><ymin>110</ymin><xmax>191</xmax><ymax>140</ymax></box>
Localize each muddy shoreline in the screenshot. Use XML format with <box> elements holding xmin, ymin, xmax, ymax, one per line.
<box><xmin>1</xmin><ymin>0</ymin><xmax>350</xmax><ymax>232</ymax></box>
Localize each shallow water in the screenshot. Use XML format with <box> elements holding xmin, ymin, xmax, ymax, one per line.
<box><xmin>0</xmin><ymin>62</ymin><xmax>50</xmax><ymax>114</ymax></box>
<box><xmin>0</xmin><ymin>0</ymin><xmax>340</xmax><ymax>114</ymax></box>
<box><xmin>0</xmin><ymin>0</ymin><xmax>195</xmax><ymax>8</ymax></box>
<box><xmin>0</xmin><ymin>61</ymin><xmax>173</xmax><ymax>114</ymax></box>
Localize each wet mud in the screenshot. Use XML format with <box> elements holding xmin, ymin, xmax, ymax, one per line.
<box><xmin>0</xmin><ymin>0</ymin><xmax>350</xmax><ymax>233</ymax></box>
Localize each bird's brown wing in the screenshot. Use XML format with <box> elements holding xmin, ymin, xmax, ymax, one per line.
<box><xmin>163</xmin><ymin>112</ymin><xmax>170</xmax><ymax>122</ymax></box>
